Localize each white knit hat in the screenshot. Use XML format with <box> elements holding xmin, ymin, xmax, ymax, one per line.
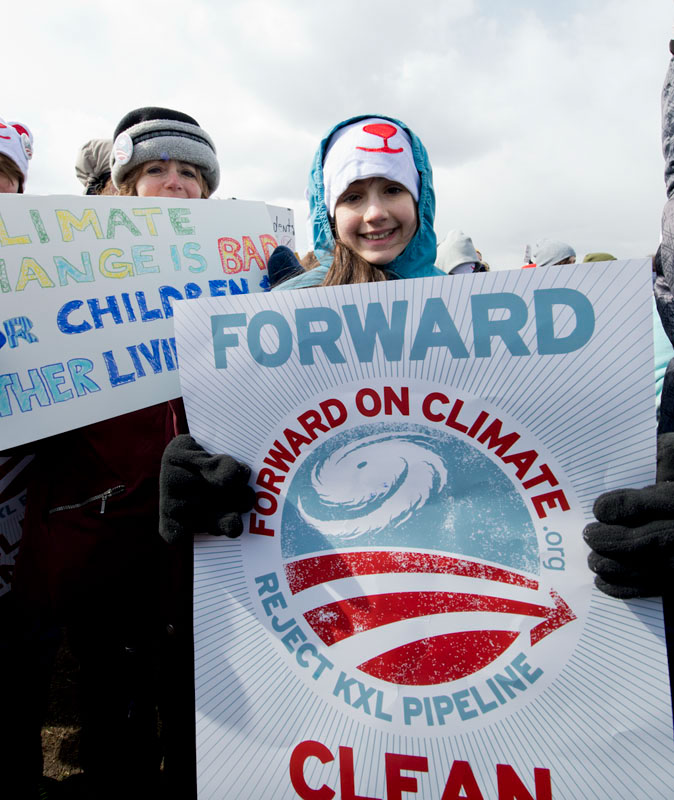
<box><xmin>534</xmin><ymin>239</ymin><xmax>576</xmax><ymax>268</ymax></box>
<box><xmin>0</xmin><ymin>118</ymin><xmax>33</xmax><ymax>182</ymax></box>
<box><xmin>322</xmin><ymin>118</ymin><xmax>420</xmax><ymax>217</ymax></box>
<box><xmin>436</xmin><ymin>230</ymin><xmax>480</xmax><ymax>274</ymax></box>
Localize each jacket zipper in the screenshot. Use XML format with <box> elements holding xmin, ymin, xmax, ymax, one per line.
<box><xmin>48</xmin><ymin>484</ymin><xmax>126</xmax><ymax>515</ymax></box>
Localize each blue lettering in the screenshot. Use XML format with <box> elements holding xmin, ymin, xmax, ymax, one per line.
<box><xmin>471</xmin><ymin>292</ymin><xmax>530</xmax><ymax>357</ymax></box>
<box><xmin>67</xmin><ymin>358</ymin><xmax>100</xmax><ymax>396</ymax></box>
<box><xmin>343</xmin><ymin>300</ymin><xmax>407</xmax><ymax>362</ymax></box>
<box><xmin>102</xmin><ymin>350</ymin><xmax>135</xmax><ymax>386</ymax></box>
<box><xmin>249</xmin><ymin>310</ymin><xmax>292</xmax><ymax>367</ymax></box>
<box><xmin>57</xmin><ymin>300</ymin><xmax>92</xmax><ymax>334</ymax></box>
<box><xmin>410</xmin><ymin>297</ymin><xmax>469</xmax><ymax>360</ymax></box>
<box><xmin>296</xmin><ymin>307</ymin><xmax>346</xmax><ymax>366</ymax></box>
<box><xmin>212</xmin><ymin>313</ymin><xmax>247</xmax><ymax>369</ymax></box>
<box><xmin>534</xmin><ymin>288</ymin><xmax>595</xmax><ymax>354</ymax></box>
<box><xmin>40</xmin><ymin>363</ymin><xmax>73</xmax><ymax>403</ymax></box>
<box><xmin>55</xmin><ymin>253</ymin><xmax>94</xmax><ymax>285</ymax></box>
<box><xmin>131</xmin><ymin>244</ymin><xmax>159</xmax><ymax>275</ymax></box>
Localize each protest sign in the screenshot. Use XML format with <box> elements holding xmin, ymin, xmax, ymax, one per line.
<box><xmin>0</xmin><ymin>195</ymin><xmax>294</xmax><ymax>448</ymax></box>
<box><xmin>175</xmin><ymin>259</ymin><xmax>673</xmax><ymax>799</ymax></box>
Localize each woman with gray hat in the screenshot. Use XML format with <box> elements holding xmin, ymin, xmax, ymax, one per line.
<box><xmin>12</xmin><ymin>107</ymin><xmax>224</xmax><ymax>800</ymax></box>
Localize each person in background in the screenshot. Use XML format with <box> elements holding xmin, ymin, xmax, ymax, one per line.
<box><xmin>267</xmin><ymin>245</ymin><xmax>304</xmax><ymax>287</ymax></box>
<box><xmin>75</xmin><ymin>138</ymin><xmax>117</xmax><ymax>196</ymax></box>
<box><xmin>533</xmin><ymin>238</ymin><xmax>576</xmax><ymax>267</ymax></box>
<box><xmin>0</xmin><ymin>117</ymin><xmax>33</xmax><ymax>193</ymax></box>
<box><xmin>583</xmin><ymin>39</ymin><xmax>674</xmax><ymax>713</ymax></box>
<box><xmin>582</xmin><ymin>252</ymin><xmax>616</xmax><ymax>263</ymax></box>
<box><xmin>436</xmin><ymin>229</ymin><xmax>487</xmax><ymax>274</ymax></box>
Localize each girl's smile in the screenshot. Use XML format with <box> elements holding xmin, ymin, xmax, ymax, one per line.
<box><xmin>334</xmin><ymin>177</ymin><xmax>417</xmax><ymax>265</ymax></box>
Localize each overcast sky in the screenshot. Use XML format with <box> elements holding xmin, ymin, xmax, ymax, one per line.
<box><xmin>4</xmin><ymin>0</ymin><xmax>673</xmax><ymax>267</ymax></box>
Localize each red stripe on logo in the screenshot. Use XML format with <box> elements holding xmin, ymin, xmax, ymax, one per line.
<box><xmin>304</xmin><ymin>590</ymin><xmax>562</xmax><ymax>646</ymax></box>
<box><xmin>359</xmin><ymin>629</ymin><xmax>519</xmax><ymax>685</ymax></box>
<box><xmin>285</xmin><ymin>551</ymin><xmax>538</xmax><ymax>594</ymax></box>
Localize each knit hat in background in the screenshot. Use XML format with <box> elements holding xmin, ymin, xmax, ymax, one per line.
<box><xmin>436</xmin><ymin>229</ymin><xmax>480</xmax><ymax>274</ymax></box>
<box><xmin>110</xmin><ymin>106</ymin><xmax>219</xmax><ymax>192</ymax></box>
<box><xmin>322</xmin><ymin>118</ymin><xmax>420</xmax><ymax>218</ymax></box>
<box><xmin>533</xmin><ymin>239</ymin><xmax>576</xmax><ymax>268</ymax></box>
<box><xmin>75</xmin><ymin>139</ymin><xmax>113</xmax><ymax>195</ymax></box>
<box><xmin>0</xmin><ymin>118</ymin><xmax>33</xmax><ymax>184</ymax></box>
<box><xmin>582</xmin><ymin>252</ymin><xmax>617</xmax><ymax>263</ymax></box>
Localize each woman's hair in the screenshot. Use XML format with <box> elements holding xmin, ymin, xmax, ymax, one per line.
<box><xmin>0</xmin><ymin>153</ymin><xmax>24</xmax><ymax>193</ymax></box>
<box><xmin>321</xmin><ymin>240</ymin><xmax>388</xmax><ymax>286</ymax></box>
<box><xmin>117</xmin><ymin>161</ymin><xmax>211</xmax><ymax>198</ymax></box>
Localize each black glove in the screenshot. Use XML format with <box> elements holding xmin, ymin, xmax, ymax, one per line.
<box><xmin>159</xmin><ymin>434</ymin><xmax>256</xmax><ymax>544</ymax></box>
<box><xmin>583</xmin><ymin>433</ymin><xmax>674</xmax><ymax>598</ymax></box>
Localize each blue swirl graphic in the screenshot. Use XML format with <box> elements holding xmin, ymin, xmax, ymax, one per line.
<box><xmin>281</xmin><ymin>422</ymin><xmax>539</xmax><ymax>573</ymax></box>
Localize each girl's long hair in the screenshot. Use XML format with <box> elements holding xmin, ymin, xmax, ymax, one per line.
<box><xmin>321</xmin><ymin>239</ymin><xmax>388</xmax><ymax>286</ymax></box>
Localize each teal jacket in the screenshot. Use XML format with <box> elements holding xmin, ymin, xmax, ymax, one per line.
<box><xmin>277</xmin><ymin>115</ymin><xmax>444</xmax><ymax>289</ymax></box>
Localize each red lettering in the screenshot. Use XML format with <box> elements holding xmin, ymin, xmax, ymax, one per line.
<box><xmin>383</xmin><ymin>386</ymin><xmax>409</xmax><ymax>416</ymax></box>
<box><xmin>356</xmin><ymin>387</ymin><xmax>381</xmax><ymax>417</ymax></box>
<box><xmin>249</xmin><ymin>513</ymin><xmax>274</xmax><ymax>536</ymax></box>
<box><xmin>259</xmin><ymin>233</ymin><xmax>278</xmax><ymax>263</ymax></box>
<box><xmin>218</xmin><ymin>236</ymin><xmax>243</xmax><ymax>273</ymax></box>
<box><xmin>440</xmin><ymin>760</ymin><xmax>484</xmax><ymax>800</ymax></box>
<box><xmin>254</xmin><ymin>490</ymin><xmax>277</xmax><ymax>516</ymax></box>
<box><xmin>422</xmin><ymin>391</ymin><xmax>448</xmax><ymax>422</ymax></box>
<box><xmin>242</xmin><ymin>234</ymin><xmax>266</xmax><ymax>271</ymax></box>
<box><xmin>256</xmin><ymin>467</ymin><xmax>286</xmax><ymax>495</ymax></box>
<box><xmin>297</xmin><ymin>409</ymin><xmax>330</xmax><ymax>441</ymax></box>
<box><xmin>339</xmin><ymin>746</ymin><xmax>381</xmax><ymax>800</ymax></box>
<box><xmin>477</xmin><ymin>418</ymin><xmax>520</xmax><ymax>456</ymax></box>
<box><xmin>521</xmin><ymin>463</ymin><xmax>558</xmax><ymax>490</ymax></box>
<box><xmin>444</xmin><ymin>399</ymin><xmax>469</xmax><ymax>433</ymax></box>
<box><xmin>319</xmin><ymin>398</ymin><xmax>348</xmax><ymax>428</ymax></box>
<box><xmin>531</xmin><ymin>489</ymin><xmax>570</xmax><ymax>519</ymax></box>
<box><xmin>501</xmin><ymin>449</ymin><xmax>538</xmax><ymax>479</ymax></box>
<box><xmin>496</xmin><ymin>764</ymin><xmax>552</xmax><ymax>800</ymax></box>
<box><xmin>284</xmin><ymin>426</ymin><xmax>314</xmax><ymax>456</ymax></box>
<box><xmin>289</xmin><ymin>740</ymin><xmax>335</xmax><ymax>800</ymax></box>
<box><xmin>385</xmin><ymin>753</ymin><xmax>428</xmax><ymax>800</ymax></box>
<box><xmin>263</xmin><ymin>440</ymin><xmax>296</xmax><ymax>473</ymax></box>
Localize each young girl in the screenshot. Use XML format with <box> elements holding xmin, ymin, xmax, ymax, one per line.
<box><xmin>12</xmin><ymin>107</ymin><xmax>218</xmax><ymax>800</ymax></box>
<box><xmin>161</xmin><ymin>114</ymin><xmax>446</xmax><ymax>536</ymax></box>
<box><xmin>276</xmin><ymin>115</ymin><xmax>444</xmax><ymax>288</ymax></box>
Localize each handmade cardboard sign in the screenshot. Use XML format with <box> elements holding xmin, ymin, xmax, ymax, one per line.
<box><xmin>0</xmin><ymin>195</ymin><xmax>294</xmax><ymax>447</ymax></box>
<box><xmin>175</xmin><ymin>260</ymin><xmax>673</xmax><ymax>799</ymax></box>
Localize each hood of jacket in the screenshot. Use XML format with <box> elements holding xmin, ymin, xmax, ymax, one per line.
<box><xmin>278</xmin><ymin>114</ymin><xmax>443</xmax><ymax>290</ymax></box>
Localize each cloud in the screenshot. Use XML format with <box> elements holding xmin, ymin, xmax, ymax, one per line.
<box><xmin>2</xmin><ymin>0</ymin><xmax>671</xmax><ymax>263</ymax></box>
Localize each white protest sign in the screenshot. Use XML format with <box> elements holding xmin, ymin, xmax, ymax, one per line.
<box><xmin>0</xmin><ymin>195</ymin><xmax>294</xmax><ymax>448</ymax></box>
<box><xmin>175</xmin><ymin>260</ymin><xmax>673</xmax><ymax>799</ymax></box>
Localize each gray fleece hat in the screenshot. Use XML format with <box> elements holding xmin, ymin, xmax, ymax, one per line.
<box><xmin>436</xmin><ymin>229</ymin><xmax>480</xmax><ymax>274</ymax></box>
<box><xmin>76</xmin><ymin>139</ymin><xmax>113</xmax><ymax>195</ymax></box>
<box><xmin>110</xmin><ymin>106</ymin><xmax>219</xmax><ymax>193</ymax></box>
<box><xmin>534</xmin><ymin>239</ymin><xmax>576</xmax><ymax>268</ymax></box>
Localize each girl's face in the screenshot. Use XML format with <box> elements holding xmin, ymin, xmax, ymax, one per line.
<box><xmin>334</xmin><ymin>177</ymin><xmax>417</xmax><ymax>265</ymax></box>
<box><xmin>134</xmin><ymin>159</ymin><xmax>203</xmax><ymax>199</ymax></box>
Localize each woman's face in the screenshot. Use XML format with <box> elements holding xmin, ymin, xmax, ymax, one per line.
<box><xmin>334</xmin><ymin>177</ymin><xmax>417</xmax><ymax>265</ymax></box>
<box><xmin>134</xmin><ymin>159</ymin><xmax>203</xmax><ymax>199</ymax></box>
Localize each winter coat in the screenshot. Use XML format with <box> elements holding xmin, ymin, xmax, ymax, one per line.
<box><xmin>658</xmin><ymin>48</ymin><xmax>674</xmax><ymax>433</ymax></box>
<box><xmin>277</xmin><ymin>115</ymin><xmax>445</xmax><ymax>289</ymax></box>
<box><xmin>12</xmin><ymin>401</ymin><xmax>188</xmax><ymax>627</ymax></box>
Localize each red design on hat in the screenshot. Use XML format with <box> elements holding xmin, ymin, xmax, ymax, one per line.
<box><xmin>356</xmin><ymin>123</ymin><xmax>403</xmax><ymax>154</ymax></box>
